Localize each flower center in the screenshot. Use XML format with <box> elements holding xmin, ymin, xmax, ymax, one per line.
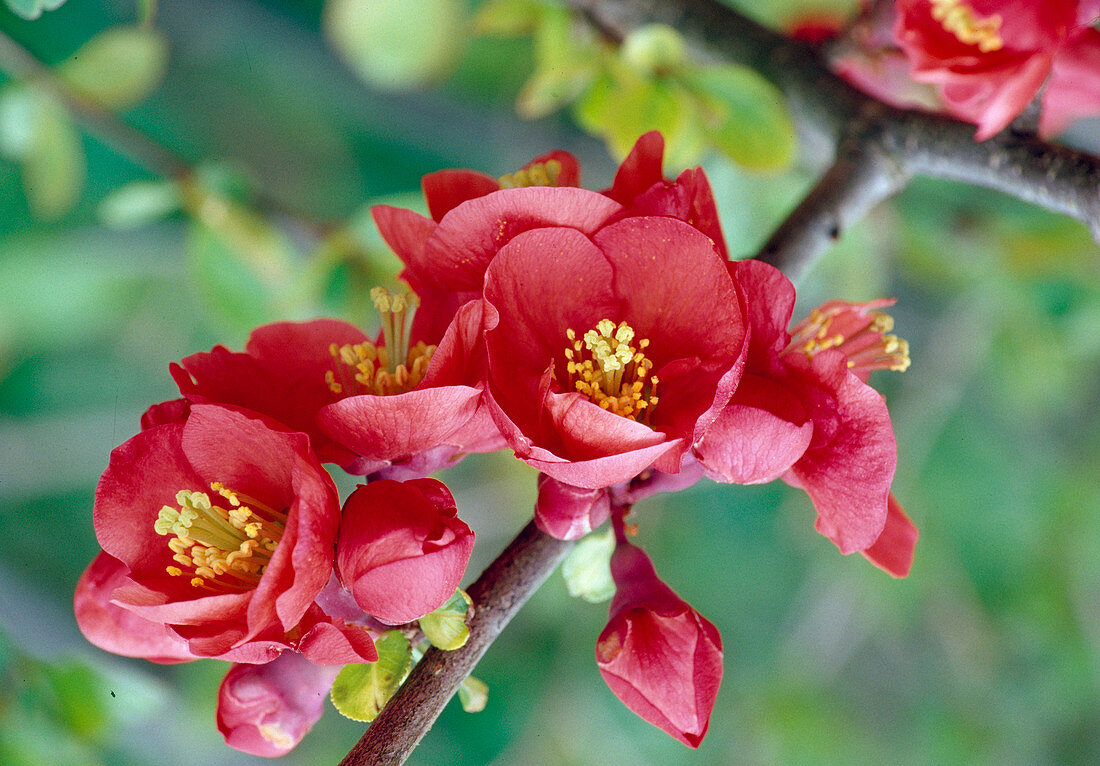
<box><xmin>326</xmin><ymin>287</ymin><xmax>436</xmax><ymax>397</ymax></box>
<box><xmin>786</xmin><ymin>304</ymin><xmax>911</xmax><ymax>377</ymax></box>
<box><xmin>929</xmin><ymin>0</ymin><xmax>1003</xmax><ymax>52</ymax></box>
<box><xmin>499</xmin><ymin>159</ymin><xmax>562</xmax><ymax>189</ymax></box>
<box><xmin>154</xmin><ymin>482</ymin><xmax>286</xmax><ymax>591</ymax></box>
<box><xmin>563</xmin><ymin>319</ymin><xmax>659</xmax><ymax>422</ymax></box>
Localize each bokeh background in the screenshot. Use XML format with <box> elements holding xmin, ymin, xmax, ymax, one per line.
<box><xmin>3</xmin><ymin>0</ymin><xmax>1100</xmax><ymax>764</ymax></box>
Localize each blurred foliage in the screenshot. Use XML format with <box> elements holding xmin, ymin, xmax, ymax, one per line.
<box><xmin>1</xmin><ymin>0</ymin><xmax>1099</xmax><ymax>764</ymax></box>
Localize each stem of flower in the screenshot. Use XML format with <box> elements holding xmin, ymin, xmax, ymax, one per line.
<box><xmin>338</xmin><ymin>521</ymin><xmax>573</xmax><ymax>766</ymax></box>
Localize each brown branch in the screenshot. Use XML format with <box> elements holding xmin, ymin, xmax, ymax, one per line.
<box><xmin>339</xmin><ymin>521</ymin><xmax>574</xmax><ymax>766</ymax></box>
<box><xmin>567</xmin><ymin>0</ymin><xmax>1100</xmax><ymax>258</ymax></box>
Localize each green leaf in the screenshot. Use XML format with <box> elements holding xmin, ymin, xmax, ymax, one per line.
<box><xmin>596</xmin><ymin>76</ymin><xmax>705</xmax><ymax>167</ymax></box>
<box><xmin>682</xmin><ymin>63</ymin><xmax>797</xmax><ymax>171</ymax></box>
<box><xmin>0</xmin><ymin>86</ymin><xmax>39</xmax><ymax>160</ymax></box>
<box><xmin>515</xmin><ymin>3</ymin><xmax>597</xmax><ymax>118</ymax></box>
<box><xmin>324</xmin><ymin>0</ymin><xmax>465</xmax><ymax>90</ymax></box>
<box><xmin>457</xmin><ymin>675</ymin><xmax>489</xmax><ymax>713</ymax></box>
<box><xmin>620</xmin><ymin>24</ymin><xmax>685</xmax><ymax>78</ymax></box>
<box><xmin>3</xmin><ymin>0</ymin><xmax>66</xmax><ymax>21</ymax></box>
<box><xmin>21</xmin><ymin>93</ymin><xmax>84</xmax><ymax>218</ymax></box>
<box><xmin>472</xmin><ymin>0</ymin><xmax>543</xmax><ymax>36</ymax></box>
<box><xmin>561</xmin><ymin>526</ymin><xmax>616</xmax><ymax>603</ymax></box>
<box><xmin>97</xmin><ymin>179</ymin><xmax>181</xmax><ymax>229</ymax></box>
<box><xmin>56</xmin><ymin>27</ymin><xmax>169</xmax><ymax>110</ymax></box>
<box><xmin>40</xmin><ymin>661</ymin><xmax>110</xmax><ymax>742</ymax></box>
<box><xmin>329</xmin><ymin>631</ymin><xmax>412</xmax><ymax>723</ymax></box>
<box><xmin>419</xmin><ymin>589</ymin><xmax>472</xmax><ymax>651</ymax></box>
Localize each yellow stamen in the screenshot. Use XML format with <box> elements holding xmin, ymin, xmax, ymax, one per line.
<box><xmin>929</xmin><ymin>0</ymin><xmax>1003</xmax><ymax>52</ymax></box>
<box><xmin>499</xmin><ymin>159</ymin><xmax>563</xmax><ymax>189</ymax></box>
<box><xmin>562</xmin><ymin>319</ymin><xmax>659</xmax><ymax>422</ymax></box>
<box><xmin>327</xmin><ymin>287</ymin><xmax>435</xmax><ymax>397</ymax></box>
<box><xmin>787</xmin><ymin>304</ymin><xmax>911</xmax><ymax>376</ymax></box>
<box><xmin>155</xmin><ymin>482</ymin><xmax>285</xmax><ymax>591</ymax></box>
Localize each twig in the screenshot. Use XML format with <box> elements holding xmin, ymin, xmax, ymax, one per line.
<box><xmin>758</xmin><ymin>102</ymin><xmax>911</xmax><ymax>281</ymax></box>
<box><xmin>338</xmin><ymin>521</ymin><xmax>574</xmax><ymax>766</ymax></box>
<box><xmin>0</xmin><ymin>29</ymin><xmax>339</xmax><ymax>234</ymax></box>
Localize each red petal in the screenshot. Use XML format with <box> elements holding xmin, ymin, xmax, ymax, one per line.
<box><xmin>861</xmin><ymin>493</ymin><xmax>919</xmax><ymax>577</ymax></box>
<box><xmin>422</xmin><ymin>169</ymin><xmax>500</xmax><ymax>222</ymax></box>
<box><xmin>604</xmin><ymin>131</ymin><xmax>665</xmax><ymax>205</ymax></box>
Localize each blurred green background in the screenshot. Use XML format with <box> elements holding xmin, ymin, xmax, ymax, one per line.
<box><xmin>2</xmin><ymin>0</ymin><xmax>1100</xmax><ymax>764</ymax></box>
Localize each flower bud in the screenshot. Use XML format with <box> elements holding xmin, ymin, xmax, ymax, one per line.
<box><xmin>217</xmin><ymin>652</ymin><xmax>339</xmax><ymax>757</ymax></box>
<box><xmin>336</xmin><ymin>478</ymin><xmax>474</xmax><ymax>624</ymax></box>
<box><xmin>596</xmin><ymin>542</ymin><xmax>722</xmax><ymax>748</ymax></box>
<box><xmin>535</xmin><ymin>474</ymin><xmax>610</xmax><ymax>540</ymax></box>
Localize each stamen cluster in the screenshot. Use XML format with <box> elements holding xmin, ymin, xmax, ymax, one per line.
<box><xmin>787</xmin><ymin>304</ymin><xmax>911</xmax><ymax>377</ymax></box>
<box><xmin>154</xmin><ymin>483</ymin><xmax>285</xmax><ymax>591</ymax></box>
<box><xmin>499</xmin><ymin>159</ymin><xmax>562</xmax><ymax>189</ymax></box>
<box><xmin>564</xmin><ymin>319</ymin><xmax>659</xmax><ymax>422</ymax></box>
<box><xmin>326</xmin><ymin>286</ymin><xmax>436</xmax><ymax>396</ymax></box>
<box><xmin>929</xmin><ymin>0</ymin><xmax>1004</xmax><ymax>52</ymax></box>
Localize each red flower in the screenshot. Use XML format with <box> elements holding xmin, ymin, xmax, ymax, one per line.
<box><xmin>84</xmin><ymin>403</ymin><xmax>375</xmax><ymax>664</ymax></box>
<box><xmin>217</xmin><ymin>651</ymin><xmax>340</xmax><ymax>757</ymax></box>
<box><xmin>482</xmin><ymin>215</ymin><xmax>747</xmax><ymax>493</ymax></box>
<box><xmin>172</xmin><ymin>292</ymin><xmax>501</xmax><ymax>478</ymax></box>
<box><xmin>596</xmin><ymin>540</ymin><xmax>722</xmax><ymax>748</ymax></box>
<box><xmin>336</xmin><ymin>478</ymin><xmax>474</xmax><ymax>624</ymax></box>
<box><xmin>371</xmin><ymin>132</ymin><xmax>730</xmax><ymax>333</ymax></box>
<box><xmin>894</xmin><ymin>0</ymin><xmax>1100</xmax><ymax>139</ymax></box>
<box><xmin>696</xmin><ymin>260</ymin><xmax>917</xmax><ymax>573</ymax></box>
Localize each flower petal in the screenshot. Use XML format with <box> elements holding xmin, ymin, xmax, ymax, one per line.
<box><xmin>861</xmin><ymin>494</ymin><xmax>918</xmax><ymax>577</ymax></box>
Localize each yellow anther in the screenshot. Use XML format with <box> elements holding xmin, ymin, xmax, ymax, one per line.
<box><xmin>166</xmin><ymin>566</ymin><xmax>183</xmax><ymax>577</ymax></box>
<box><xmin>562</xmin><ymin>319</ymin><xmax>659</xmax><ymax>423</ymax></box>
<box><xmin>929</xmin><ymin>0</ymin><xmax>1003</xmax><ymax>52</ymax></box>
<box><xmin>499</xmin><ymin>159</ymin><xmax>563</xmax><ymax>189</ymax></box>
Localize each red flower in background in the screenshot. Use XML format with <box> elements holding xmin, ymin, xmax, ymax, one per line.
<box><xmin>79</xmin><ymin>404</ymin><xmax>375</xmax><ymax>664</ymax></box>
<box><xmin>481</xmin><ymin>215</ymin><xmax>746</xmax><ymax>495</ymax></box>
<box><xmin>696</xmin><ymin>260</ymin><xmax>917</xmax><ymax>574</ymax></box>
<box><xmin>894</xmin><ymin>0</ymin><xmax>1100</xmax><ymax>139</ymax></box>
<box><xmin>336</xmin><ymin>478</ymin><xmax>474</xmax><ymax>625</ymax></box>
<box><xmin>596</xmin><ymin>539</ymin><xmax>722</xmax><ymax>748</ymax></box>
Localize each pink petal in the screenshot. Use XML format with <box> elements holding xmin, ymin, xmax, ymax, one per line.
<box><xmin>420</xmin><ymin>186</ymin><xmax>623</xmax><ymax>291</ymax></box>
<box><xmin>696</xmin><ymin>401</ymin><xmax>814</xmax><ymax>485</ymax></box>
<box><xmin>861</xmin><ymin>494</ymin><xmax>919</xmax><ymax>577</ymax></box>
<box><xmin>371</xmin><ymin>205</ymin><xmax>437</xmax><ymax>276</ymax></box>
<box><xmin>534</xmin><ymin>475</ymin><xmax>611</xmax><ymax>540</ymax></box>
<box><xmin>603</xmin><ymin>131</ymin><xmax>665</xmax><ymax>205</ymax></box>
<box><xmin>217</xmin><ymin>652</ymin><xmax>340</xmax><ymax>757</ymax></box>
<box><xmin>422</xmin><ymin>169</ymin><xmax>500</xmax><ymax>222</ymax></box>
<box><xmin>73</xmin><ymin>552</ymin><xmax>195</xmax><ymax>663</ymax></box>
<box><xmin>786</xmin><ymin>359</ymin><xmax>896</xmax><ymax>554</ymax></box>
<box><xmin>1040</xmin><ymin>27</ymin><xmax>1100</xmax><ymax>137</ymax></box>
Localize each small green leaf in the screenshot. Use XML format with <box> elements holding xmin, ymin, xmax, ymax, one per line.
<box><xmin>419</xmin><ymin>589</ymin><xmax>472</xmax><ymax>651</ymax></box>
<box><xmin>561</xmin><ymin>526</ymin><xmax>616</xmax><ymax>603</ymax></box>
<box><xmin>598</xmin><ymin>77</ymin><xmax>705</xmax><ymax>167</ymax></box>
<box><xmin>620</xmin><ymin>24</ymin><xmax>685</xmax><ymax>78</ymax></box>
<box><xmin>472</xmin><ymin>0</ymin><xmax>543</xmax><ymax>35</ymax></box>
<box><xmin>324</xmin><ymin>0</ymin><xmax>465</xmax><ymax>90</ymax></box>
<box><xmin>22</xmin><ymin>94</ymin><xmax>84</xmax><ymax>218</ymax></box>
<box><xmin>682</xmin><ymin>63</ymin><xmax>797</xmax><ymax>170</ymax></box>
<box><xmin>0</xmin><ymin>86</ymin><xmax>39</xmax><ymax>160</ymax></box>
<box><xmin>329</xmin><ymin>631</ymin><xmax>412</xmax><ymax>723</ymax></box>
<box><xmin>457</xmin><ymin>675</ymin><xmax>489</xmax><ymax>713</ymax></box>
<box><xmin>98</xmin><ymin>179</ymin><xmax>181</xmax><ymax>229</ymax></box>
<box><xmin>3</xmin><ymin>0</ymin><xmax>66</xmax><ymax>21</ymax></box>
<box><xmin>56</xmin><ymin>27</ymin><xmax>169</xmax><ymax>110</ymax></box>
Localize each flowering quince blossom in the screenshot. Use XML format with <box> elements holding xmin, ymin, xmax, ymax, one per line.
<box><xmin>336</xmin><ymin>478</ymin><xmax>474</xmax><ymax>625</ymax></box>
<box><xmin>596</xmin><ymin>535</ymin><xmax>722</xmax><ymax>748</ymax></box>
<box><xmin>695</xmin><ymin>259</ymin><xmax>918</xmax><ymax>575</ymax></box>
<box><xmin>894</xmin><ymin>0</ymin><xmax>1100</xmax><ymax>139</ymax></box>
<box><xmin>482</xmin><ymin>215</ymin><xmax>747</xmax><ymax>504</ymax></box>
<box><xmin>171</xmin><ymin>285</ymin><xmax>501</xmax><ymax>479</ymax></box>
<box><xmin>217</xmin><ymin>651</ymin><xmax>341</xmax><ymax>757</ymax></box>
<box><xmin>75</xmin><ymin>403</ymin><xmax>376</xmax><ymax>664</ymax></box>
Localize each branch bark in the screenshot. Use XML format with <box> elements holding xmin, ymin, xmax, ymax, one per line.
<box><xmin>567</xmin><ymin>0</ymin><xmax>1100</xmax><ymax>255</ymax></box>
<box><xmin>338</xmin><ymin>521</ymin><xmax>574</xmax><ymax>766</ymax></box>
